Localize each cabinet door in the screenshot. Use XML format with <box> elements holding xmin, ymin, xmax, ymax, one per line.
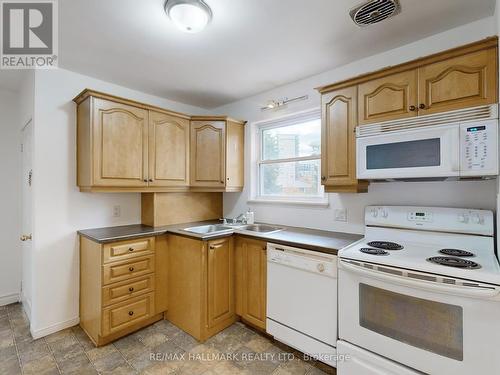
<box><xmin>190</xmin><ymin>121</ymin><xmax>226</xmax><ymax>187</ymax></box>
<box><xmin>321</xmin><ymin>87</ymin><xmax>358</xmax><ymax>187</ymax></box>
<box><xmin>236</xmin><ymin>237</ymin><xmax>267</xmax><ymax>330</ymax></box>
<box><xmin>148</xmin><ymin>111</ymin><xmax>189</xmax><ymax>187</ymax></box>
<box><xmin>418</xmin><ymin>48</ymin><xmax>497</xmax><ymax>115</ymax></box>
<box><xmin>225</xmin><ymin>121</ymin><xmax>244</xmax><ymax>190</ymax></box>
<box><xmin>93</xmin><ymin>99</ymin><xmax>148</xmax><ymax>186</ymax></box>
<box><xmin>358</xmin><ymin>70</ymin><xmax>418</xmax><ymax>125</ymax></box>
<box><xmin>207</xmin><ymin>237</ymin><xmax>234</xmax><ymax>328</ymax></box>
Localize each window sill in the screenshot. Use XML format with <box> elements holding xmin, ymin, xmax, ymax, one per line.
<box><xmin>247</xmin><ymin>198</ymin><xmax>329</xmax><ymax>208</ymax></box>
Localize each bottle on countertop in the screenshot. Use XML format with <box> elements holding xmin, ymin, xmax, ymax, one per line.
<box><xmin>246</xmin><ymin>208</ymin><xmax>255</xmax><ymax>224</ymax></box>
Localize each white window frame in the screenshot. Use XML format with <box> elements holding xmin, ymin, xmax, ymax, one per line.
<box><xmin>248</xmin><ymin>108</ymin><xmax>328</xmax><ymax>207</ymax></box>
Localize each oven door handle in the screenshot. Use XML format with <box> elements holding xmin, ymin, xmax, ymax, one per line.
<box><xmin>339</xmin><ymin>260</ymin><xmax>500</xmax><ymax>299</ymax></box>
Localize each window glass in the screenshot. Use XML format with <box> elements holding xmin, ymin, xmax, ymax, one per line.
<box><xmin>257</xmin><ymin>114</ymin><xmax>324</xmax><ymax>201</ymax></box>
<box><xmin>262</xmin><ymin>119</ymin><xmax>321</xmax><ymax>160</ymax></box>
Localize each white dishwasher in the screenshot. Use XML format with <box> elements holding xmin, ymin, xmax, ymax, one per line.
<box><xmin>266</xmin><ymin>243</ymin><xmax>338</xmax><ymax>367</ymax></box>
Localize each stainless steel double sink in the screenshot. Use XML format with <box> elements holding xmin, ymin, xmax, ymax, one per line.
<box><xmin>183</xmin><ymin>223</ymin><xmax>283</xmax><ymax>236</ymax></box>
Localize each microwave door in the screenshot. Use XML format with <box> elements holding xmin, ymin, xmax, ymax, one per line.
<box><xmin>357</xmin><ymin>125</ymin><xmax>460</xmax><ymax>179</ymax></box>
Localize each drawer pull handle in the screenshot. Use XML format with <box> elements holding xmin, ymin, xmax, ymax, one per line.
<box><xmin>128</xmin><ymin>311</ymin><xmax>134</xmax><ymax>316</ymax></box>
<box><xmin>129</xmin><ymin>267</ymin><xmax>134</xmax><ymax>272</ymax></box>
<box><xmin>129</xmin><ymin>287</ymin><xmax>134</xmax><ymax>292</ymax></box>
<box><xmin>128</xmin><ymin>247</ymin><xmax>134</xmax><ymax>252</ymax></box>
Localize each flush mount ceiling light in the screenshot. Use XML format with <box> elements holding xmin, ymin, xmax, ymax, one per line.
<box><xmin>164</xmin><ymin>0</ymin><xmax>212</xmax><ymax>33</ymax></box>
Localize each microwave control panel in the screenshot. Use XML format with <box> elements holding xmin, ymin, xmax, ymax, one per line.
<box><xmin>460</xmin><ymin>119</ymin><xmax>498</xmax><ymax>176</ymax></box>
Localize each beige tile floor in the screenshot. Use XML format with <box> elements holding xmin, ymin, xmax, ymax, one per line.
<box><xmin>0</xmin><ymin>303</ymin><xmax>334</xmax><ymax>375</ymax></box>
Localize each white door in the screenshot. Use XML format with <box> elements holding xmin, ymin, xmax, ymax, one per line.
<box><xmin>21</xmin><ymin>121</ymin><xmax>33</xmax><ymax>320</ymax></box>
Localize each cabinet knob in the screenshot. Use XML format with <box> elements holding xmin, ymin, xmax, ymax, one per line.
<box><xmin>419</xmin><ymin>103</ymin><xmax>427</xmax><ymax>110</ymax></box>
<box><xmin>409</xmin><ymin>105</ymin><xmax>416</xmax><ymax>111</ymax></box>
<box><xmin>129</xmin><ymin>287</ymin><xmax>134</xmax><ymax>292</ymax></box>
<box><xmin>129</xmin><ymin>267</ymin><xmax>134</xmax><ymax>272</ymax></box>
<box><xmin>209</xmin><ymin>245</ymin><xmax>215</xmax><ymax>250</ymax></box>
<box><xmin>143</xmin><ymin>179</ymin><xmax>147</xmax><ymax>182</ymax></box>
<box><xmin>149</xmin><ymin>179</ymin><xmax>153</xmax><ymax>182</ymax></box>
<box><xmin>128</xmin><ymin>247</ymin><xmax>134</xmax><ymax>252</ymax></box>
<box><xmin>321</xmin><ymin>176</ymin><xmax>326</xmax><ymax>181</ymax></box>
<box><xmin>128</xmin><ymin>311</ymin><xmax>134</xmax><ymax>316</ymax></box>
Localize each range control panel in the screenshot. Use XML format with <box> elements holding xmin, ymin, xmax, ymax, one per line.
<box><xmin>460</xmin><ymin>120</ymin><xmax>498</xmax><ymax>176</ymax></box>
<box><xmin>365</xmin><ymin>206</ymin><xmax>494</xmax><ymax>236</ymax></box>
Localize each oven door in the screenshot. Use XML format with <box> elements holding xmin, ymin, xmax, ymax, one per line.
<box><xmin>338</xmin><ymin>259</ymin><xmax>500</xmax><ymax>375</ymax></box>
<box><xmin>357</xmin><ymin>124</ymin><xmax>460</xmax><ymax>179</ymax></box>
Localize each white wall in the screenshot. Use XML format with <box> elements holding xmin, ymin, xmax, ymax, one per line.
<box><xmin>0</xmin><ymin>89</ymin><xmax>22</xmax><ymax>306</ymax></box>
<box><xmin>30</xmin><ymin>68</ymin><xmax>207</xmax><ymax>337</ymax></box>
<box><xmin>215</xmin><ymin>17</ymin><xmax>499</xmax><ymax>234</ymax></box>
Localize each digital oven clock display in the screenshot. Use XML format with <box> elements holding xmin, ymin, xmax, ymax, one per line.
<box><xmin>467</xmin><ymin>126</ymin><xmax>486</xmax><ymax>132</ymax></box>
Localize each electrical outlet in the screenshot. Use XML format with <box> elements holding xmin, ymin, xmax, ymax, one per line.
<box><xmin>334</xmin><ymin>208</ymin><xmax>347</xmax><ymax>222</ymax></box>
<box><xmin>112</xmin><ymin>205</ymin><xmax>121</xmax><ymax>218</ymax></box>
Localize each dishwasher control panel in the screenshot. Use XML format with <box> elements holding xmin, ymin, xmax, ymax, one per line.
<box><xmin>267</xmin><ymin>243</ymin><xmax>337</xmax><ymax>277</ymax></box>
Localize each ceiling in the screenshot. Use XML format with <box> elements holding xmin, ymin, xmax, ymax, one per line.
<box><xmin>1</xmin><ymin>0</ymin><xmax>496</xmax><ymax>107</ymax></box>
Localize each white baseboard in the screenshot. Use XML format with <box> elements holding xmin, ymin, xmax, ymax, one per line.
<box><xmin>31</xmin><ymin>316</ymin><xmax>80</xmax><ymax>339</ymax></box>
<box><xmin>0</xmin><ymin>292</ymin><xmax>20</xmax><ymax>307</ymax></box>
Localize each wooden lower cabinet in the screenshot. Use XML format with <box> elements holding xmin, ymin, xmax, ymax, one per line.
<box><xmin>79</xmin><ymin>236</ymin><xmax>167</xmax><ymax>346</ymax></box>
<box><xmin>235</xmin><ymin>236</ymin><xmax>267</xmax><ymax>330</ymax></box>
<box><xmin>166</xmin><ymin>234</ymin><xmax>236</xmax><ymax>341</ymax></box>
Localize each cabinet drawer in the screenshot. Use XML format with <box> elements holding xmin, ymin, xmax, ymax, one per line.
<box><xmin>103</xmin><ymin>237</ymin><xmax>154</xmax><ymax>264</ymax></box>
<box><xmin>102</xmin><ymin>293</ymin><xmax>155</xmax><ymax>336</ymax></box>
<box><xmin>103</xmin><ymin>256</ymin><xmax>155</xmax><ymax>285</ymax></box>
<box><xmin>102</xmin><ymin>274</ymin><xmax>155</xmax><ymax>307</ymax></box>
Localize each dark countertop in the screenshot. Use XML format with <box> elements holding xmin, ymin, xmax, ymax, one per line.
<box><xmin>78</xmin><ymin>221</ymin><xmax>363</xmax><ymax>254</ymax></box>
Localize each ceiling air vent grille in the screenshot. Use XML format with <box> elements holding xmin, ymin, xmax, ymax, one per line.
<box><xmin>350</xmin><ymin>0</ymin><xmax>401</xmax><ymax>27</ymax></box>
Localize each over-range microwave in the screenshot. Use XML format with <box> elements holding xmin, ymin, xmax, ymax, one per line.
<box><xmin>356</xmin><ymin>105</ymin><xmax>499</xmax><ymax>180</ymax></box>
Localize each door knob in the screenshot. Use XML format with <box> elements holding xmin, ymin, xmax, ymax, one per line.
<box><xmin>20</xmin><ymin>234</ymin><xmax>32</xmax><ymax>241</ymax></box>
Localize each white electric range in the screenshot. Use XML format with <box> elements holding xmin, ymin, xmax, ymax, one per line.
<box><xmin>337</xmin><ymin>206</ymin><xmax>500</xmax><ymax>375</ymax></box>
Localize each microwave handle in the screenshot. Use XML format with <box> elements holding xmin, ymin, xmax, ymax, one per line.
<box><xmin>339</xmin><ymin>260</ymin><xmax>500</xmax><ymax>299</ymax></box>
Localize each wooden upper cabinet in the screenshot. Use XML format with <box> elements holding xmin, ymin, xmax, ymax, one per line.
<box><xmin>93</xmin><ymin>99</ymin><xmax>149</xmax><ymax>187</ymax></box>
<box><xmin>321</xmin><ymin>87</ymin><xmax>367</xmax><ymax>192</ymax></box>
<box><xmin>207</xmin><ymin>237</ymin><xmax>235</xmax><ymax>329</ymax></box>
<box><xmin>418</xmin><ymin>49</ymin><xmax>497</xmax><ymax>115</ymax></box>
<box><xmin>225</xmin><ymin>121</ymin><xmax>245</xmax><ymax>190</ymax></box>
<box><xmin>148</xmin><ymin>111</ymin><xmax>189</xmax><ymax>187</ymax></box>
<box><xmin>358</xmin><ymin>70</ymin><xmax>418</xmax><ymax>125</ymax></box>
<box><xmin>74</xmin><ymin>90</ymin><xmax>245</xmax><ymax>192</ymax></box>
<box><xmin>190</xmin><ymin>120</ymin><xmax>226</xmax><ymax>188</ymax></box>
